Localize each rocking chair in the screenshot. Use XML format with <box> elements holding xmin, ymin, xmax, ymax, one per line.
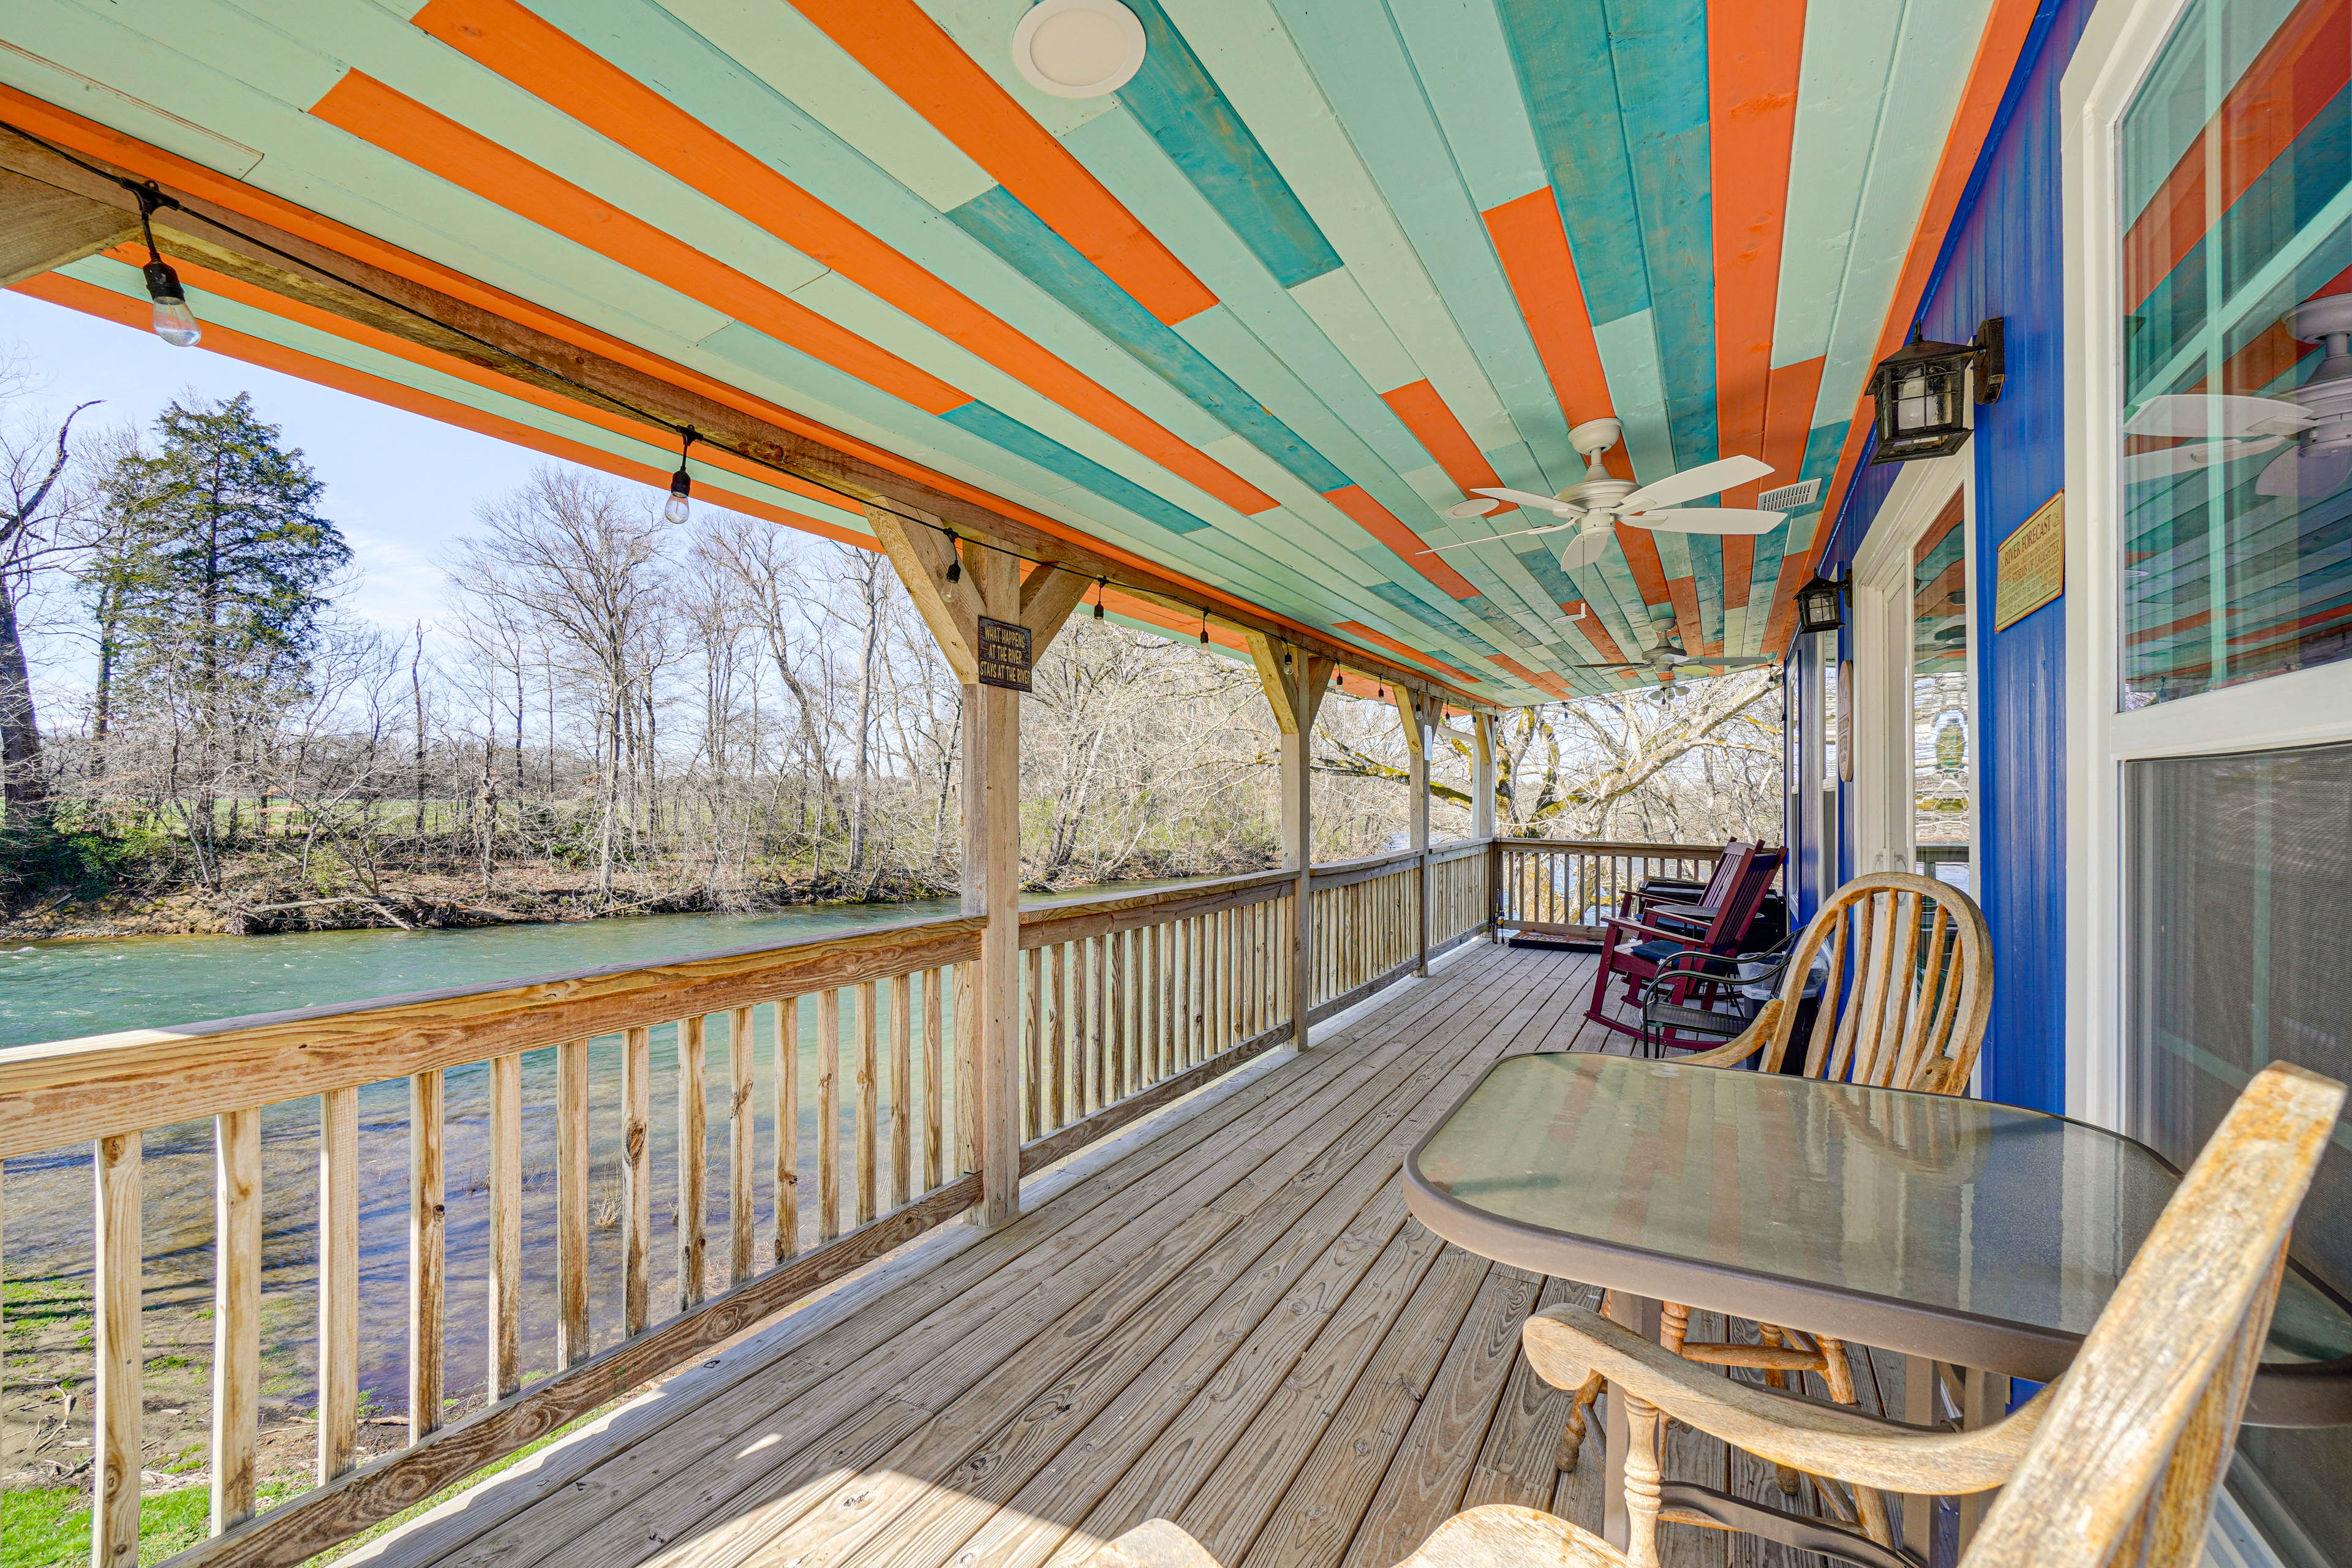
<box><xmin>1581</xmin><ymin>842</ymin><xmax>1783</xmax><ymax>1046</ymax></box>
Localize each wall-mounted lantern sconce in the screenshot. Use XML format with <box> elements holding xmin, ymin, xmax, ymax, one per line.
<box><xmin>1867</xmin><ymin>318</ymin><xmax>2006</xmax><ymax>465</ymax></box>
<box><xmin>1795</xmin><ymin>572</ymin><xmax>1847</xmax><ymax>635</ymax></box>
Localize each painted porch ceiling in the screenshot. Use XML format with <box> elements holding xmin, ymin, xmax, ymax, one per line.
<box><xmin>4</xmin><ymin>0</ymin><xmax>2014</xmax><ymax>701</ymax></box>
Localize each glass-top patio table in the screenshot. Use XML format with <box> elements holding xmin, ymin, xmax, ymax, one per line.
<box><xmin>1401</xmin><ymin>1053</ymin><xmax>2352</xmax><ymax>1555</ymax></box>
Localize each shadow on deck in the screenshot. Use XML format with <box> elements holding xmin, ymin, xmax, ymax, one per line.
<box><xmin>348</xmin><ymin>941</ymin><xmax>1892</xmax><ymax>1568</ymax></box>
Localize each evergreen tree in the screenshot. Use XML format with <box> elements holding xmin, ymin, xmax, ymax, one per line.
<box><xmin>92</xmin><ymin>394</ymin><xmax>347</xmax><ymax>867</ymax></box>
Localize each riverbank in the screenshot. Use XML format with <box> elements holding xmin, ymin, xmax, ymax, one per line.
<box><xmin>0</xmin><ymin>863</ymin><xmax>959</xmax><ymax>942</ymax></box>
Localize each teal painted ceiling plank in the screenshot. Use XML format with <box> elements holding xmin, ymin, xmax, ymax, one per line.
<box><xmin>945</xmin><ymin>187</ymin><xmax>1352</xmax><ymax>493</ymax></box>
<box><xmin>1591</xmin><ymin>311</ymin><xmax>1675</xmax><ymax>488</ymax></box>
<box><xmin>1114</xmin><ymin>0</ymin><xmax>1341</xmax><ymax>289</ymax></box>
<box><xmin>1267</xmin><ymin>0</ymin><xmax>1575</xmax><ymax>479</ymax></box>
<box><xmin>1492</xmin><ymin>0</ymin><xmax>1649</xmax><ymax>327</ymax></box>
<box><xmin>1604</xmin><ymin>0</ymin><xmax>1717</xmax><ymax>475</ymax></box>
<box><xmin>1688</xmin><ymin>533</ymin><xmax>1725</xmax><ymax>645</ymax></box>
<box><xmin>941</xmin><ymin>403</ymin><xmax>1212</xmax><ymax>533</ymax></box>
<box><xmin>1773</xmin><ymin>0</ymin><xmax>1902</xmax><ymax>367</ymax></box>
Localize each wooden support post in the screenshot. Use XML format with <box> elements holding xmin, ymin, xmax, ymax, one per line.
<box><xmin>1393</xmin><ymin>687</ymin><xmax>1436</xmax><ymax>975</ymax></box>
<box><xmin>872</xmin><ymin>507</ymin><xmax>1088</xmax><ymax>1227</ymax></box>
<box><xmin>1245</xmin><ymin>633</ymin><xmax>1334</xmax><ymax>1046</ymax></box>
<box><xmin>1473</xmin><ymin>712</ymin><xmax>1499</xmax><ymax>941</ymax></box>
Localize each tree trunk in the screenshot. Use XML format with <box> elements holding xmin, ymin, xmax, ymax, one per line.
<box><xmin>0</xmin><ymin>571</ymin><xmax>45</xmax><ymax>816</ymax></box>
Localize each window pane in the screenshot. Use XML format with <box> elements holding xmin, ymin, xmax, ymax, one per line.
<box><xmin>2128</xmin><ymin>741</ymin><xmax>2352</xmax><ymax>1568</ymax></box>
<box><xmin>1912</xmin><ymin>494</ymin><xmax>1970</xmax><ymax>889</ymax></box>
<box><xmin>2119</xmin><ymin>0</ymin><xmax>2352</xmax><ymax>705</ymax></box>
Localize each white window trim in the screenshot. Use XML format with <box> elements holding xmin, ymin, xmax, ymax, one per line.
<box><xmin>1849</xmin><ymin>452</ymin><xmax>1978</xmax><ymax>883</ymax></box>
<box><xmin>2064</xmin><ymin>0</ymin><xmax>2352</xmax><ymax>1139</ymax></box>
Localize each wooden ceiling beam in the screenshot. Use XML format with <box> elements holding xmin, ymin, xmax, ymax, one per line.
<box><xmin>0</xmin><ymin>123</ymin><xmax>1497</xmax><ymax>712</ymax></box>
<box><xmin>0</xmin><ymin>164</ymin><xmax>138</xmax><ymax>288</ymax></box>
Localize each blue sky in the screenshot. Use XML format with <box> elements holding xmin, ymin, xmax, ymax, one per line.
<box><xmin>1</xmin><ymin>287</ymin><xmax>617</xmax><ymax>641</ymax></box>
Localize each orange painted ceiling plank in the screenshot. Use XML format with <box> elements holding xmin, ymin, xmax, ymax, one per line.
<box><xmin>1379</xmin><ymin>379</ymin><xmax>1504</xmax><ymax>495</ymax></box>
<box><xmin>1614</xmin><ymin>524</ymin><xmax>1672</xmax><ymax>610</ymax></box>
<box><xmin>1789</xmin><ymin>0</ymin><xmax>2041</xmax><ymax>657</ymax></box>
<box><xmin>121</xmin><ymin>245</ymin><xmax>862</xmax><ymax>518</ymax></box>
<box><xmin>1483</xmin><ymin>190</ymin><xmax>1623</xmax><ymax>475</ymax></box>
<box><xmin>1666</xmin><ymin>576</ymin><xmax>1706</xmax><ymax>659</ymax></box>
<box><xmin>1333</xmin><ymin>620</ymin><xmax>1476</xmax><ymax>682</ymax></box>
<box><xmin>1708</xmin><ymin>0</ymin><xmax>1805</xmax><ymax>514</ymax></box>
<box><xmin>0</xmin><ymin>84</ymin><xmax>1322</xmax><ymax>650</ymax></box>
<box><xmin>12</xmin><ymin>273</ymin><xmax>875</xmax><ymax>549</ymax></box>
<box><xmin>1487</xmin><ymin>653</ymin><xmax>1575</xmax><ymax>701</ymax></box>
<box><xmin>310</xmin><ymin>72</ymin><xmax>971</xmax><ymax>415</ymax></box>
<box><xmin>788</xmin><ymin>0</ymin><xmax>1214</xmax><ymax>326</ymax></box>
<box><xmin>1576</xmin><ymin>609</ymin><xmax>1628</xmax><ymax>666</ymax></box>
<box><xmin>1321</xmin><ymin>484</ymin><xmax>1481</xmax><ymax>600</ymax></box>
<box><xmin>409</xmin><ymin>0</ymin><xmax>1273</xmax><ymax>517</ymax></box>
<box><xmin>1731</xmin><ymin>355</ymin><xmax>1825</xmax><ymax>614</ymax></box>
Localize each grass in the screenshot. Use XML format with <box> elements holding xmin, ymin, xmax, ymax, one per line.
<box><xmin>2</xmin><ymin>1483</ymin><xmax>211</xmax><ymax>1567</ymax></box>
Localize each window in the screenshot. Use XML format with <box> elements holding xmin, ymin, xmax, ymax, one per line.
<box><xmin>1911</xmin><ymin>494</ymin><xmax>1970</xmax><ymax>888</ymax></box>
<box><xmin>2128</xmin><ymin>741</ymin><xmax>2352</xmax><ymax>1568</ymax></box>
<box><xmin>2119</xmin><ymin>0</ymin><xmax>2352</xmax><ymax>706</ymax></box>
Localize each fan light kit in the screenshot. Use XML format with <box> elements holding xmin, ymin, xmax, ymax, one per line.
<box><xmin>2122</xmin><ymin>293</ymin><xmax>2352</xmax><ymax>502</ymax></box>
<box><xmin>1012</xmin><ymin>0</ymin><xmax>1147</xmax><ymax>99</ymax></box>
<box><xmin>1421</xmin><ymin>417</ymin><xmax>1785</xmax><ymax>575</ymax></box>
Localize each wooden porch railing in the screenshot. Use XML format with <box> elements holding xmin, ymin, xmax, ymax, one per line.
<box><xmin>1490</xmin><ymin>837</ymin><xmax>1727</xmax><ymax>943</ymax></box>
<box><xmin>0</xmin><ymin>846</ymin><xmax>1495</xmax><ymax>1568</ymax></box>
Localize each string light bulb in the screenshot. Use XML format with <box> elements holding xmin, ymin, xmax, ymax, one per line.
<box><xmin>944</xmin><ymin>531</ymin><xmax>961</xmax><ymax>582</ymax></box>
<box><xmin>135</xmin><ymin>186</ymin><xmax>198</xmax><ymax>347</ymax></box>
<box><xmin>1198</xmin><ymin>611</ymin><xmax>1208</xmax><ymax>645</ymax></box>
<box><xmin>1093</xmin><ymin>579</ymin><xmax>1106</xmax><ymax>620</ymax></box>
<box><xmin>664</xmin><ymin>428</ymin><xmax>695</xmax><ymax>524</ymax></box>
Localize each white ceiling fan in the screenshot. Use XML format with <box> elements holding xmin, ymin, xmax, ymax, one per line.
<box><xmin>1424</xmin><ymin>418</ymin><xmax>1786</xmax><ymax>570</ymax></box>
<box><xmin>2124</xmin><ymin>295</ymin><xmax>2352</xmax><ymax>500</ymax></box>
<box><xmin>1567</xmin><ymin>633</ymin><xmax>1776</xmax><ymax>683</ymax></box>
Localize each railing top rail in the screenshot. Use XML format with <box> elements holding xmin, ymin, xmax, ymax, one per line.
<box><xmin>1308</xmin><ymin>846</ymin><xmax>1425</xmax><ymax>880</ymax></box>
<box><xmin>1491</xmin><ymin>837</ymin><xmax>1731</xmax><ymax>857</ymax></box>
<box><xmin>1020</xmin><ymin>867</ymin><xmax>1296</xmax><ymax>943</ymax></box>
<box><xmin>0</xmin><ymin>911</ymin><xmax>986</xmax><ymax>1160</ymax></box>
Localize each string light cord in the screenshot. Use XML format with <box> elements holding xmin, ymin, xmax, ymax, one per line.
<box><xmin>2</xmin><ymin>119</ymin><xmax>1441</xmax><ymax>697</ymax></box>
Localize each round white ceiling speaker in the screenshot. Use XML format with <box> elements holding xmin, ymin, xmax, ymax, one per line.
<box><xmin>1012</xmin><ymin>0</ymin><xmax>1148</xmax><ymax>99</ymax></box>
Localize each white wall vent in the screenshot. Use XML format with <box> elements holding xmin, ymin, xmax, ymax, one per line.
<box><xmin>1757</xmin><ymin>478</ymin><xmax>1821</xmax><ymax>512</ymax></box>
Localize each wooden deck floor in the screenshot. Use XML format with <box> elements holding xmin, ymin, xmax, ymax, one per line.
<box><xmin>354</xmin><ymin>940</ymin><xmax>1896</xmax><ymax>1568</ymax></box>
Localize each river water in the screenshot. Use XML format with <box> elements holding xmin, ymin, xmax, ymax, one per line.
<box><xmin>0</xmin><ymin>884</ymin><xmax>1205</xmax><ymax>1449</ymax></box>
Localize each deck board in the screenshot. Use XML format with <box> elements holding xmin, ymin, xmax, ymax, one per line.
<box><xmin>355</xmin><ymin>941</ymin><xmax>1856</xmax><ymax>1568</ymax></box>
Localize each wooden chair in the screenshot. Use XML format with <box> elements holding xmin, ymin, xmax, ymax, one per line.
<box><xmin>1088</xmin><ymin>1060</ymin><xmax>2346</xmax><ymax>1568</ymax></box>
<box><xmin>1561</xmin><ymin>872</ymin><xmax>1995</xmax><ymax>1525</ymax></box>
<box><xmin>1581</xmin><ymin>843</ymin><xmax>1783</xmax><ymax>1046</ymax></box>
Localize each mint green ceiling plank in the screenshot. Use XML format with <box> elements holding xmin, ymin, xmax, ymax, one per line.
<box><xmin>1773</xmin><ymin>0</ymin><xmax>1904</xmax><ymax>369</ymax></box>
<box><xmin>1286</xmin><ymin>269</ymin><xmax>1422</xmax><ymax>397</ymax></box>
<box><xmin>59</xmin><ymin>254</ymin><xmax>875</xmax><ymax>533</ymax></box>
<box><xmin>1155</xmin><ymin>0</ymin><xmax>1520</xmax><ymax>451</ymax></box>
<box><xmin>1590</xmin><ymin>311</ymin><xmax>1675</xmax><ymax>488</ymax></box>
<box><xmin>657</xmin><ymin>0</ymin><xmax>995</xmax><ymax>212</ymax></box>
<box><xmin>1384</xmin><ymin>0</ymin><xmax>1550</xmax><ymax>214</ymax></box>
<box><xmin>909</xmin><ymin>0</ymin><xmax>1123</xmax><ymax>140</ymax></box>
<box><xmin>1268</xmin><ymin>0</ymin><xmax>1576</xmax><ymax>480</ymax></box>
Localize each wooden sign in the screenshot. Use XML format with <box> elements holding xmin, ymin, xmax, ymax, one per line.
<box><xmin>976</xmin><ymin>616</ymin><xmax>1033</xmax><ymax>691</ymax></box>
<box><xmin>1993</xmin><ymin>490</ymin><xmax>2065</xmax><ymax>631</ymax></box>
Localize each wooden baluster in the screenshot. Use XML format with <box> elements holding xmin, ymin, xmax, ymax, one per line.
<box><xmin>556</xmin><ymin>1040</ymin><xmax>589</xmax><ymax>1366</ymax></box>
<box><xmin>677</xmin><ymin>1018</ymin><xmax>707</xmax><ymax>1313</ymax></box>
<box><xmin>489</xmin><ymin>1051</ymin><xmax>522</xmax><ymax>1399</ymax></box>
<box><xmin>622</xmin><ymin>1025</ymin><xmax>652</xmax><ymax>1336</ymax></box>
<box><xmin>892</xmin><ymin>973</ymin><xmax>913</xmax><ymax>1211</ymax></box>
<box><xmin>408</xmin><ymin>1072</ymin><xmax>445</xmax><ymax>1443</ymax></box>
<box><xmin>1110</xmin><ymin>927</ymin><xmax>1128</xmax><ymax>1100</ymax></box>
<box><xmin>1022</xmin><ymin>946</ymin><xmax>1042</xmax><ymax>1142</ymax></box>
<box><xmin>1146</xmin><ymin>922</ymin><xmax>1163</xmax><ymax>1082</ymax></box>
<box><xmin>857</xmin><ymin>979</ymin><xmax>880</xmax><ymax>1225</ymax></box>
<box><xmin>818</xmin><ymin>989</ymin><xmax>842</xmax><ymax>1242</ymax></box>
<box><xmin>728</xmin><ymin>1006</ymin><xmax>755</xmax><ymax>1284</ymax></box>
<box><xmin>93</xmin><ymin>1131</ymin><xmax>141</xmax><ymax>1567</ymax></box>
<box><xmin>1047</xmin><ymin>941</ymin><xmax>1068</xmax><ymax>1133</ymax></box>
<box><xmin>923</xmin><ymin>975</ymin><xmax>944</xmax><ymax>1193</ymax></box>
<box><xmin>213</xmin><ymin>1109</ymin><xmax>260</xmax><ymax>1532</ymax></box>
<box><xmin>954</xmin><ymin>961</ymin><xmax>976</xmax><ymax>1182</ymax></box>
<box><xmin>1192</xmin><ymin>915</ymin><xmax>1208</xmax><ymax>1064</ymax></box>
<box><xmin>774</xmin><ymin>998</ymin><xmax>801</xmax><ymax>1261</ymax></box>
<box><xmin>319</xmin><ymin>1087</ymin><xmax>359</xmax><ymax>1483</ymax></box>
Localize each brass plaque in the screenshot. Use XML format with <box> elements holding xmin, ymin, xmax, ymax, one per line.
<box><xmin>1993</xmin><ymin>490</ymin><xmax>2065</xmax><ymax>632</ymax></box>
<box><xmin>976</xmin><ymin>616</ymin><xmax>1033</xmax><ymax>691</ymax></box>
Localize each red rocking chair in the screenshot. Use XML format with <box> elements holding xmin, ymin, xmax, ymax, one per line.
<box><xmin>1581</xmin><ymin>842</ymin><xmax>1784</xmax><ymax>1046</ymax></box>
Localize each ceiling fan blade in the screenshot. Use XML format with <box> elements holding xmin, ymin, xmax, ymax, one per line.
<box><xmin>1629</xmin><ymin>507</ymin><xmax>1786</xmax><ymax>536</ymax></box>
<box><xmin>1565</xmin><ymin>662</ymin><xmax>1643</xmax><ymax>669</ymax></box>
<box><xmin>1559</xmin><ymin>527</ymin><xmax>1614</xmax><ymax>570</ymax></box>
<box><xmin>1472</xmin><ymin>485</ymin><xmax>1580</xmax><ymax>514</ymax></box>
<box><xmin>2256</xmin><ymin>441</ymin><xmax>2352</xmax><ymax>499</ymax></box>
<box><xmin>2122</xmin><ymin>435</ymin><xmax>2287</xmax><ymax>483</ymax></box>
<box><xmin>1418</xmin><ymin>520</ymin><xmax>1581</xmax><ymax>553</ymax></box>
<box><xmin>1619</xmin><ymin>454</ymin><xmax>1773</xmax><ymax>513</ymax></box>
<box><xmin>2125</xmin><ymin>393</ymin><xmax>2310</xmax><ymax>440</ymax></box>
